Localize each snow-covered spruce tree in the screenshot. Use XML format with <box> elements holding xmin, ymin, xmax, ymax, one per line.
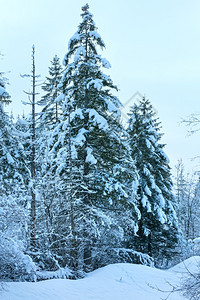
<box><xmin>127</xmin><ymin>97</ymin><xmax>180</xmax><ymax>266</ymax></box>
<box><xmin>0</xmin><ymin>73</ymin><xmax>35</xmax><ymax>281</ymax></box>
<box><xmin>43</xmin><ymin>4</ymin><xmax>142</xmax><ymax>274</ymax></box>
<box><xmin>33</xmin><ymin>56</ymin><xmax>64</xmax><ymax>275</ymax></box>
<box><xmin>38</xmin><ymin>55</ymin><xmax>63</xmax><ymax>127</ymax></box>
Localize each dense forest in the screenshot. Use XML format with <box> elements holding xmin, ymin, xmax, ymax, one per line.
<box><xmin>1</xmin><ymin>4</ymin><xmax>200</xmax><ymax>282</ymax></box>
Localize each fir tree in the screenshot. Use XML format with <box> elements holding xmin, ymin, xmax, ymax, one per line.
<box><xmin>43</xmin><ymin>4</ymin><xmax>140</xmax><ymax>274</ymax></box>
<box><xmin>39</xmin><ymin>55</ymin><xmax>63</xmax><ymax>127</ymax></box>
<box><xmin>0</xmin><ymin>73</ymin><xmax>28</xmax><ymax>198</ymax></box>
<box><xmin>127</xmin><ymin>97</ymin><xmax>180</xmax><ymax>266</ymax></box>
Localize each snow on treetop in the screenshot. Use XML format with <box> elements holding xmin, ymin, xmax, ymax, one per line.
<box><xmin>87</xmin><ymin>108</ymin><xmax>108</xmax><ymax>130</ymax></box>
<box><xmin>89</xmin><ymin>31</ymin><xmax>105</xmax><ymax>47</ymax></box>
<box><xmin>89</xmin><ymin>31</ymin><xmax>101</xmax><ymax>40</ymax></box>
<box><xmin>144</xmin><ymin>227</ymin><xmax>151</xmax><ymax>237</ymax></box>
<box><xmin>158</xmin><ymin>193</ymin><xmax>166</xmax><ymax>208</ymax></box>
<box><xmin>70</xmin><ymin>108</ymin><xmax>84</xmax><ymax>121</ymax></box>
<box><xmin>101</xmin><ymin>73</ymin><xmax>111</xmax><ymax>82</ymax></box>
<box><xmin>73</xmin><ymin>128</ymin><xmax>87</xmax><ymax>147</ymax></box>
<box><xmin>82</xmin><ymin>3</ymin><xmax>89</xmax><ymax>12</ymax></box>
<box><xmin>71</xmin><ymin>144</ymin><xmax>78</xmax><ymax>159</ymax></box>
<box><xmin>146</xmin><ymin>202</ymin><xmax>152</xmax><ymax>212</ymax></box>
<box><xmin>143</xmin><ymin>166</ymin><xmax>150</xmax><ymax>177</ymax></box>
<box><xmin>62</xmin><ymin>53</ymin><xmax>68</xmax><ymax>66</ymax></box>
<box><xmin>159</xmin><ymin>148</ymin><xmax>170</xmax><ymax>164</ymax></box>
<box><xmin>82</xmin><ymin>10</ymin><xmax>94</xmax><ymax>20</ymax></box>
<box><xmin>145</xmin><ymin>138</ymin><xmax>154</xmax><ymax>151</ymax></box>
<box><xmin>74</xmin><ymin>46</ymin><xmax>86</xmax><ymax>62</ymax></box>
<box><xmin>144</xmin><ymin>185</ymin><xmax>151</xmax><ymax>196</ymax></box>
<box><xmin>156</xmin><ymin>206</ymin><xmax>167</xmax><ymax>224</ymax></box>
<box><xmin>6</xmin><ymin>152</ymin><xmax>14</xmax><ymax>165</ymax></box>
<box><xmin>56</xmin><ymin>161</ymin><xmax>67</xmax><ymax>176</ymax></box>
<box><xmin>142</xmin><ymin>194</ymin><xmax>148</xmax><ymax>208</ymax></box>
<box><xmin>105</xmin><ymin>99</ymin><xmax>119</xmax><ymax>115</ymax></box>
<box><xmin>154</xmin><ymin>185</ymin><xmax>162</xmax><ymax>195</ymax></box>
<box><xmin>86</xmin><ymin>147</ymin><xmax>97</xmax><ymax>165</ymax></box>
<box><xmin>55</xmin><ymin>93</ymin><xmax>64</xmax><ymax>103</ymax></box>
<box><xmin>101</xmin><ymin>57</ymin><xmax>111</xmax><ymax>69</ymax></box>
<box><xmin>68</xmin><ymin>32</ymin><xmax>81</xmax><ymax>50</ymax></box>
<box><xmin>114</xmin><ymin>181</ymin><xmax>128</xmax><ymax>198</ymax></box>
<box><xmin>128</xmin><ymin>114</ymin><xmax>136</xmax><ymax>125</ymax></box>
<box><xmin>87</xmin><ymin>79</ymin><xmax>103</xmax><ymax>91</ymax></box>
<box><xmin>149</xmin><ymin>177</ymin><xmax>156</xmax><ymax>189</ymax></box>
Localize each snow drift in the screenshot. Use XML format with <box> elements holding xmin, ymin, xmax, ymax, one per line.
<box><xmin>1</xmin><ymin>256</ymin><xmax>200</xmax><ymax>300</ymax></box>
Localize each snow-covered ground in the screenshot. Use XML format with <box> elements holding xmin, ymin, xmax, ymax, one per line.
<box><xmin>1</xmin><ymin>256</ymin><xmax>200</xmax><ymax>300</ymax></box>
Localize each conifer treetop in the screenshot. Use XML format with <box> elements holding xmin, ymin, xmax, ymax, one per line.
<box><xmin>0</xmin><ymin>66</ymin><xmax>11</xmax><ymax>105</ymax></box>
<box><xmin>64</xmin><ymin>4</ymin><xmax>106</xmax><ymax>67</ymax></box>
<box><xmin>82</xmin><ymin>3</ymin><xmax>89</xmax><ymax>13</ymax></box>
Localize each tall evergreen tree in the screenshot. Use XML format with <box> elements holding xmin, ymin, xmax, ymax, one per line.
<box><xmin>34</xmin><ymin>56</ymin><xmax>63</xmax><ymax>272</ymax></box>
<box><xmin>42</xmin><ymin>4</ymin><xmax>140</xmax><ymax>274</ymax></box>
<box><xmin>0</xmin><ymin>70</ymin><xmax>29</xmax><ymax>201</ymax></box>
<box><xmin>127</xmin><ymin>97</ymin><xmax>180</xmax><ymax>266</ymax></box>
<box><xmin>38</xmin><ymin>55</ymin><xmax>63</xmax><ymax>127</ymax></box>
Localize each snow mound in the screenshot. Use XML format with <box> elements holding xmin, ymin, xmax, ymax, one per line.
<box><xmin>168</xmin><ymin>256</ymin><xmax>200</xmax><ymax>274</ymax></box>
<box><xmin>2</xmin><ymin>260</ymin><xmax>199</xmax><ymax>299</ymax></box>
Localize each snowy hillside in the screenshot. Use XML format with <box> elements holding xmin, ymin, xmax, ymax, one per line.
<box><xmin>2</xmin><ymin>256</ymin><xmax>200</xmax><ymax>300</ymax></box>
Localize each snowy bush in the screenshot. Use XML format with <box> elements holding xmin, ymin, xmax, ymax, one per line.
<box><xmin>0</xmin><ymin>194</ymin><xmax>35</xmax><ymax>281</ymax></box>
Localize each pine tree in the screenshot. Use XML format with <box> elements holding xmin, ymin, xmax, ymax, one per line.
<box><xmin>32</xmin><ymin>56</ymin><xmax>63</xmax><ymax>273</ymax></box>
<box><xmin>43</xmin><ymin>4</ymin><xmax>140</xmax><ymax>274</ymax></box>
<box><xmin>0</xmin><ymin>72</ymin><xmax>28</xmax><ymax>199</ymax></box>
<box><xmin>127</xmin><ymin>97</ymin><xmax>180</xmax><ymax>266</ymax></box>
<box><xmin>38</xmin><ymin>55</ymin><xmax>63</xmax><ymax>127</ymax></box>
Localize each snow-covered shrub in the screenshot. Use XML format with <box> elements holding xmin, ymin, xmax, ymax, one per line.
<box><xmin>187</xmin><ymin>237</ymin><xmax>200</xmax><ymax>257</ymax></box>
<box><xmin>36</xmin><ymin>266</ymin><xmax>72</xmax><ymax>281</ymax></box>
<box><xmin>0</xmin><ymin>195</ymin><xmax>36</xmax><ymax>281</ymax></box>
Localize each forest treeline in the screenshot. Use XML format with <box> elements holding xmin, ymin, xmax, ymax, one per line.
<box><xmin>1</xmin><ymin>4</ymin><xmax>200</xmax><ymax>281</ymax></box>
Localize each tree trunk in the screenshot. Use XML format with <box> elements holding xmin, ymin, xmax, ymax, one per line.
<box><xmin>30</xmin><ymin>45</ymin><xmax>36</xmax><ymax>250</ymax></box>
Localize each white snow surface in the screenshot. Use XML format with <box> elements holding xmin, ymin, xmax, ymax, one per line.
<box><xmin>101</xmin><ymin>57</ymin><xmax>111</xmax><ymax>69</ymax></box>
<box><xmin>2</xmin><ymin>257</ymin><xmax>200</xmax><ymax>300</ymax></box>
<box><xmin>68</xmin><ymin>32</ymin><xmax>81</xmax><ymax>49</ymax></box>
<box><xmin>87</xmin><ymin>108</ymin><xmax>108</xmax><ymax>130</ymax></box>
<box><xmin>87</xmin><ymin>79</ymin><xmax>103</xmax><ymax>91</ymax></box>
<box><xmin>74</xmin><ymin>46</ymin><xmax>86</xmax><ymax>62</ymax></box>
<box><xmin>6</xmin><ymin>153</ymin><xmax>14</xmax><ymax>164</ymax></box>
<box><xmin>85</xmin><ymin>147</ymin><xmax>97</xmax><ymax>165</ymax></box>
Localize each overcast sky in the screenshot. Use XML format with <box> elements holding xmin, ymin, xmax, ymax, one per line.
<box><xmin>1</xmin><ymin>0</ymin><xmax>200</xmax><ymax>174</ymax></box>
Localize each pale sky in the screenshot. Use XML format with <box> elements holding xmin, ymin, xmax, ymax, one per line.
<box><xmin>1</xmin><ymin>0</ymin><xmax>200</xmax><ymax>174</ymax></box>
